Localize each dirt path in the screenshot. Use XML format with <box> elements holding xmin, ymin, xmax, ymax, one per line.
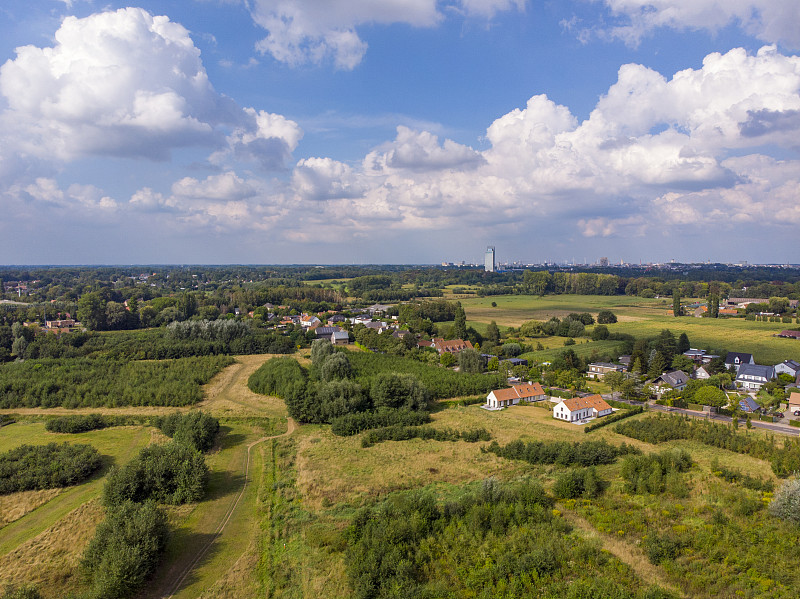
<box><xmin>558</xmin><ymin>505</ymin><xmax>684</xmax><ymax>597</ymax></box>
<box><xmin>163</xmin><ymin>418</ymin><xmax>297</xmax><ymax>598</ymax></box>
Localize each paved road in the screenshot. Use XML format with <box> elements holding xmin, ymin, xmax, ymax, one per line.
<box><xmin>605</xmin><ymin>394</ymin><xmax>800</xmax><ymax>437</ymax></box>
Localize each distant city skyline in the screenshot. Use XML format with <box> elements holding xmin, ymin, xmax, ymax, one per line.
<box><xmin>0</xmin><ymin>1</ymin><xmax>798</xmax><ymax>265</ymax></box>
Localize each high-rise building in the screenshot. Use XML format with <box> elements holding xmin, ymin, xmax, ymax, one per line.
<box><xmin>599</xmin><ymin>257</ymin><xmax>609</xmax><ymax>267</ymax></box>
<box><xmin>485</xmin><ymin>246</ymin><xmax>495</xmax><ymax>272</ymax></box>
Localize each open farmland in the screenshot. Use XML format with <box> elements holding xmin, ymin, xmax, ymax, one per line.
<box><xmin>459</xmin><ymin>294</ymin><xmax>800</xmax><ymax>364</ymax></box>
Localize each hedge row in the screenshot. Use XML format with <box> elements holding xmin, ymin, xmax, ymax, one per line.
<box><xmin>331</xmin><ymin>410</ymin><xmax>431</xmax><ymax>436</ymax></box>
<box><xmin>584</xmin><ymin>406</ymin><xmax>644</xmax><ymax>433</ymax></box>
<box><xmin>361</xmin><ymin>426</ymin><xmax>491</xmax><ymax>448</ymax></box>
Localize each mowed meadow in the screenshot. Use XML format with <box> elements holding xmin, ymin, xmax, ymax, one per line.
<box><xmin>458</xmin><ymin>294</ymin><xmax>800</xmax><ymax>364</ymax></box>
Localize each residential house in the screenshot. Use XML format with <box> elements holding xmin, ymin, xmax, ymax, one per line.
<box><xmin>367</xmin><ymin>303</ymin><xmax>392</xmax><ymax>315</ymax></box>
<box><xmin>652</xmin><ymin>370</ymin><xmax>690</xmax><ymax>393</ymax></box>
<box><xmin>735</xmin><ymin>363</ymin><xmax>776</xmax><ymax>391</ymax></box>
<box><xmin>725</xmin><ymin>352</ymin><xmax>754</xmax><ymax>372</ymax></box>
<box><xmin>433</xmin><ymin>339</ymin><xmax>474</xmax><ymax>354</ymax></box>
<box><xmin>486</xmin><ymin>383</ymin><xmax>546</xmax><ymax>409</ymax></box>
<box><xmin>328</xmin><ymin>314</ymin><xmax>346</xmax><ymax>324</ymax></box>
<box><xmin>777</xmin><ymin>330</ymin><xmax>800</xmax><ymax>339</ymax></box>
<box><xmin>553</xmin><ymin>395</ymin><xmax>613</xmax><ymax>423</ymax></box>
<box><xmin>502</xmin><ymin>357</ymin><xmax>529</xmax><ymax>367</ymax></box>
<box><xmin>775</xmin><ymin>360</ymin><xmax>800</xmax><ymax>378</ymax></box>
<box><xmin>618</xmin><ymin>355</ymin><xmax>632</xmax><ymax>370</ymax></box>
<box><xmin>331</xmin><ymin>331</ymin><xmax>350</xmax><ymax>345</ymax></box>
<box><xmin>788</xmin><ymin>392</ymin><xmax>800</xmax><ymax>413</ymax></box>
<box><xmin>692</xmin><ymin>366</ymin><xmax>712</xmax><ymax>380</ymax></box>
<box><xmin>683</xmin><ymin>349</ymin><xmax>719</xmax><ymax>364</ymax></box>
<box><xmin>738</xmin><ymin>397</ymin><xmax>761</xmax><ymax>413</ymax></box>
<box><xmin>300</xmin><ymin>314</ymin><xmax>322</xmax><ymax>329</ymax></box>
<box><xmin>587</xmin><ymin>362</ymin><xmax>624</xmax><ymax>379</ymax></box>
<box><xmin>417</xmin><ymin>339</ymin><xmax>434</xmax><ymax>349</ymax></box>
<box><xmin>314</xmin><ymin>326</ymin><xmax>342</xmax><ymax>339</ymax></box>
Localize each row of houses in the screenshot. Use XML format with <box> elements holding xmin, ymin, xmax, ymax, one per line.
<box><xmin>484</xmin><ymin>382</ymin><xmax>614</xmax><ymax>425</ymax></box>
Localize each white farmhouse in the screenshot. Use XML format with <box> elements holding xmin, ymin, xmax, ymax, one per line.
<box><xmin>553</xmin><ymin>395</ymin><xmax>613</xmax><ymax>423</ymax></box>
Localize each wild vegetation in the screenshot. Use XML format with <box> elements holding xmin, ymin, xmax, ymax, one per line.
<box><xmin>0</xmin><ymin>355</ymin><xmax>233</xmax><ymax>408</ymax></box>
<box><xmin>360</xmin><ymin>425</ymin><xmax>490</xmax><ymax>447</ymax></box>
<box><xmin>345</xmin><ymin>478</ymin><xmax>676</xmax><ymax>599</ymax></box>
<box><xmin>154</xmin><ymin>410</ymin><xmax>220</xmax><ymax>452</ymax></box>
<box><xmin>484</xmin><ymin>438</ymin><xmax>639</xmax><ymax>467</ymax></box>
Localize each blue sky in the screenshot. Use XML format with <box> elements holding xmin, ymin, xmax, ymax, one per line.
<box><xmin>0</xmin><ymin>1</ymin><xmax>798</xmax><ymax>265</ymax></box>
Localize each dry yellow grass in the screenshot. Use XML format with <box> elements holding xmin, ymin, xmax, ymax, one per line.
<box><xmin>198</xmin><ymin>354</ymin><xmax>289</xmax><ymax>419</ymax></box>
<box><xmin>0</xmin><ymin>489</ymin><xmax>62</xmax><ymax>528</ymax></box>
<box><xmin>0</xmin><ymin>499</ymin><xmax>104</xmax><ymax>597</ymax></box>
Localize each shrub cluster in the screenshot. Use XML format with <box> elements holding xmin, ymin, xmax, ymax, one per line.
<box><xmin>769</xmin><ymin>477</ymin><xmax>800</xmax><ymax>525</ymax></box>
<box><xmin>484</xmin><ymin>438</ymin><xmax>638</xmax><ymax>467</ymax></box>
<box><xmin>103</xmin><ymin>442</ymin><xmax>208</xmax><ymax>506</ymax></box>
<box><xmin>553</xmin><ymin>467</ymin><xmax>605</xmax><ymax>499</ymax></box>
<box><xmin>248</xmin><ymin>356</ymin><xmax>433</xmax><ymax>424</ymax></box>
<box><xmin>361</xmin><ymin>425</ymin><xmax>490</xmax><ymax>448</ymax></box>
<box><xmin>0</xmin><ymin>442</ymin><xmax>102</xmax><ymax>494</ymax></box>
<box><xmin>711</xmin><ymin>459</ymin><xmax>774</xmax><ymax>492</ymax></box>
<box><xmin>81</xmin><ymin>500</ymin><xmax>169</xmax><ymax>599</ymax></box>
<box><xmin>583</xmin><ymin>406</ymin><xmax>644</xmax><ymax>433</ymax></box>
<box><xmin>345</xmin><ymin>478</ymin><xmax>676</xmax><ymax>599</ymax></box>
<box><xmin>0</xmin><ymin>355</ymin><xmax>233</xmax><ymax>408</ymax></box>
<box><xmin>614</xmin><ymin>414</ymin><xmax>800</xmax><ymax>478</ymax></box>
<box><xmin>643</xmin><ymin>532</ymin><xmax>685</xmax><ymax>565</ymax></box>
<box><xmin>155</xmin><ymin>411</ymin><xmax>220</xmax><ymax>452</ymax></box>
<box><xmin>330</xmin><ymin>410</ymin><xmax>431</xmax><ymax>436</ymax></box>
<box><xmin>45</xmin><ymin>413</ymin><xmax>113</xmax><ymax>433</ymax></box>
<box><xmin>620</xmin><ymin>450</ymin><xmax>692</xmax><ymax>496</ymax></box>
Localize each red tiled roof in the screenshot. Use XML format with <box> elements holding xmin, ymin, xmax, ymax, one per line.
<box><xmin>561</xmin><ymin>394</ymin><xmax>612</xmax><ymax>412</ymax></box>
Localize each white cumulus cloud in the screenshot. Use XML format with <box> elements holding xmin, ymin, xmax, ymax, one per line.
<box><xmin>599</xmin><ymin>0</ymin><xmax>800</xmax><ymax>48</ymax></box>
<box><xmin>249</xmin><ymin>0</ymin><xmax>526</xmax><ymax>69</ymax></box>
<box><xmin>0</xmin><ymin>7</ymin><xmax>301</xmax><ymax>168</ymax></box>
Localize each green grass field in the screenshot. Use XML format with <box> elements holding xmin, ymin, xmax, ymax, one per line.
<box><xmin>457</xmin><ymin>294</ymin><xmax>800</xmax><ymax>364</ymax></box>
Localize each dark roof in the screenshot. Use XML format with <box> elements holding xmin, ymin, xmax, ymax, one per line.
<box><xmin>739</xmin><ymin>397</ymin><xmax>760</xmax><ymax>412</ymax></box>
<box><xmin>314</xmin><ymin>326</ymin><xmax>341</xmax><ymax>336</ymax></box>
<box><xmin>725</xmin><ymin>352</ymin><xmax>753</xmax><ymax>365</ymax></box>
<box><xmin>658</xmin><ymin>370</ymin><xmax>689</xmax><ymax>387</ymax></box>
<box><xmin>736</xmin><ymin>363</ymin><xmax>775</xmax><ymax>380</ymax></box>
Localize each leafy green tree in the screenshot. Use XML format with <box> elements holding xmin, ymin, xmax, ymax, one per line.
<box><xmin>81</xmin><ymin>500</ymin><xmax>169</xmax><ymax>599</ymax></box>
<box><xmin>458</xmin><ymin>348</ymin><xmax>482</xmax><ymax>374</ymax></box>
<box><xmin>647</xmin><ymin>353</ymin><xmax>667</xmax><ymax>379</ymax></box>
<box><xmin>311</xmin><ymin>338</ymin><xmax>334</xmax><ymax>366</ymax></box>
<box><xmin>370</xmin><ymin>372</ymin><xmax>430</xmax><ymax>411</ymax></box>
<box><xmin>677</xmin><ymin>332</ymin><xmax>690</xmax><ymax>354</ymax></box>
<box><xmin>671</xmin><ymin>354</ymin><xmax>695</xmax><ymax>373</ymax></box>
<box><xmin>597</xmin><ymin>310</ymin><xmax>617</xmax><ymax>324</ymax></box>
<box><xmin>769</xmin><ymin>477</ymin><xmax>800</xmax><ymax>524</ymax></box>
<box><xmin>591</xmin><ymin>325</ymin><xmax>609</xmax><ymax>340</ymax></box>
<box><xmin>486</xmin><ymin>320</ymin><xmax>500</xmax><ymax>344</ymax></box>
<box><xmin>487</xmin><ymin>356</ymin><xmax>499</xmax><ymax>371</ymax></box>
<box><xmin>673</xmin><ymin>292</ymin><xmax>682</xmax><ymax>316</ymax></box>
<box><xmin>78</xmin><ymin>291</ymin><xmax>106</xmax><ymax>330</ymax></box>
<box><xmin>693</xmin><ymin>386</ymin><xmax>726</xmax><ymax>407</ymax></box>
<box><xmin>440</xmin><ymin>352</ymin><xmax>455</xmax><ymax>367</ymax></box>
<box><xmin>320</xmin><ymin>352</ymin><xmax>353</xmax><ymax>381</ymax></box>
<box><xmin>452</xmin><ymin>302</ymin><xmax>467</xmax><ymax>340</ymax></box>
<box><xmin>604</xmin><ymin>371</ymin><xmax>624</xmax><ymax>392</ymax></box>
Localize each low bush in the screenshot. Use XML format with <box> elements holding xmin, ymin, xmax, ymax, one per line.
<box><xmin>485</xmin><ymin>438</ymin><xmax>638</xmax><ymax>467</ymax></box>
<box><xmin>769</xmin><ymin>477</ymin><xmax>800</xmax><ymax>525</ymax></box>
<box><xmin>553</xmin><ymin>467</ymin><xmax>605</xmax><ymax>499</ymax></box>
<box><xmin>620</xmin><ymin>450</ymin><xmax>692</xmax><ymax>496</ymax></box>
<box><xmin>644</xmin><ymin>532</ymin><xmax>684</xmax><ymax>564</ymax></box>
<box><xmin>331</xmin><ymin>409</ymin><xmax>431</xmax><ymax>436</ymax></box>
<box><xmin>45</xmin><ymin>413</ymin><xmax>111</xmax><ymax>433</ymax></box>
<box><xmin>81</xmin><ymin>500</ymin><xmax>169</xmax><ymax>599</ymax></box>
<box><xmin>0</xmin><ymin>442</ymin><xmax>102</xmax><ymax>494</ymax></box>
<box><xmin>103</xmin><ymin>442</ymin><xmax>208</xmax><ymax>506</ymax></box>
<box><xmin>361</xmin><ymin>426</ymin><xmax>490</xmax><ymax>448</ymax></box>
<box><xmin>711</xmin><ymin>459</ymin><xmax>774</xmax><ymax>492</ymax></box>
<box><xmin>584</xmin><ymin>406</ymin><xmax>644</xmax><ymax>433</ymax></box>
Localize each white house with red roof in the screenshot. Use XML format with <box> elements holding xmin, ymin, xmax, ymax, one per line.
<box><xmin>486</xmin><ymin>383</ymin><xmax>546</xmax><ymax>409</ymax></box>
<box><xmin>553</xmin><ymin>395</ymin><xmax>613</xmax><ymax>423</ymax></box>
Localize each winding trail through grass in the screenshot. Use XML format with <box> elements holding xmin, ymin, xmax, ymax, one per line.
<box><xmin>558</xmin><ymin>503</ymin><xmax>684</xmax><ymax>597</ymax></box>
<box><xmin>162</xmin><ymin>418</ymin><xmax>296</xmax><ymax>598</ymax></box>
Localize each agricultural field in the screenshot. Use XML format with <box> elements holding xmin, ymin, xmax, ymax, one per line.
<box><xmin>459</xmin><ymin>294</ymin><xmax>800</xmax><ymax>364</ymax></box>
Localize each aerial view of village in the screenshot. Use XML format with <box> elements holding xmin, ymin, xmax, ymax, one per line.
<box><xmin>2</xmin><ymin>260</ymin><xmax>800</xmax><ymax>598</ymax></box>
<box><xmin>2</xmin><ymin>0</ymin><xmax>799</xmax><ymax>597</ymax></box>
